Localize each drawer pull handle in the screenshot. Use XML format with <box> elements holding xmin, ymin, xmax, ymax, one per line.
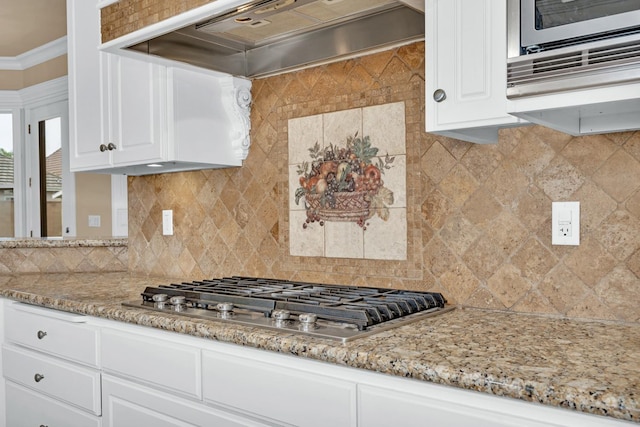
<box><xmin>37</xmin><ymin>330</ymin><xmax>47</xmax><ymax>339</ymax></box>
<box><xmin>34</xmin><ymin>373</ymin><xmax>45</xmax><ymax>383</ymax></box>
<box><xmin>40</xmin><ymin>425</ymin><xmax>48</xmax><ymax>427</ymax></box>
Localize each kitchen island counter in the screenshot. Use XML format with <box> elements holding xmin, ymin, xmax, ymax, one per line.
<box><xmin>0</xmin><ymin>272</ymin><xmax>637</xmax><ymax>423</ymax></box>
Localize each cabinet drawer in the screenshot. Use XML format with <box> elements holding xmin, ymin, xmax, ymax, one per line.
<box><xmin>103</xmin><ymin>375</ymin><xmax>270</xmax><ymax>427</ymax></box>
<box><xmin>3</xmin><ymin>345</ymin><xmax>101</xmax><ymax>415</ymax></box>
<box><xmin>6</xmin><ymin>381</ymin><xmax>101</xmax><ymax>427</ymax></box>
<box><xmin>5</xmin><ymin>302</ymin><xmax>98</xmax><ymax>366</ymax></box>
<box><xmin>202</xmin><ymin>350</ymin><xmax>356</xmax><ymax>427</ymax></box>
<box><xmin>101</xmin><ymin>328</ymin><xmax>201</xmax><ymax>399</ymax></box>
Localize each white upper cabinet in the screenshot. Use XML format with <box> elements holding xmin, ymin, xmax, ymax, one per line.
<box><xmin>67</xmin><ymin>0</ymin><xmax>252</xmax><ymax>176</ymax></box>
<box><xmin>425</xmin><ymin>0</ymin><xmax>526</xmax><ymax>144</ymax></box>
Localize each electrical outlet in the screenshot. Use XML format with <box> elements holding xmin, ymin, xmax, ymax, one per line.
<box><xmin>162</xmin><ymin>210</ymin><xmax>173</xmax><ymax>236</ymax></box>
<box><xmin>552</xmin><ymin>202</ymin><xmax>579</xmax><ymax>245</ymax></box>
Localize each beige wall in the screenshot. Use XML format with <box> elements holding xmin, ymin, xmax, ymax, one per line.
<box><xmin>23</xmin><ymin>55</ymin><xmax>67</xmax><ymax>88</ymax></box>
<box><xmin>125</xmin><ymin>42</ymin><xmax>640</xmax><ymax>324</ymax></box>
<box><xmin>75</xmin><ymin>173</ymin><xmax>113</xmax><ymax>238</ymax></box>
<box><xmin>0</xmin><ymin>55</ymin><xmax>67</xmax><ymax>90</ymax></box>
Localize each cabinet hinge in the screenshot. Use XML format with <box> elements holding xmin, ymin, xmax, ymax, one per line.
<box><xmin>28</xmin><ymin>124</ymin><xmax>31</xmax><ymax>134</ymax></box>
<box><xmin>28</xmin><ymin>177</ymin><xmax>31</xmax><ymax>187</ymax></box>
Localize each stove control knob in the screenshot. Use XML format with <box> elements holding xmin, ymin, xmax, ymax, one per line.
<box><xmin>217</xmin><ymin>302</ymin><xmax>234</xmax><ymax>318</ymax></box>
<box><xmin>170</xmin><ymin>296</ymin><xmax>187</xmax><ymax>312</ymax></box>
<box><xmin>299</xmin><ymin>313</ymin><xmax>318</xmax><ymax>331</ymax></box>
<box><xmin>170</xmin><ymin>296</ymin><xmax>186</xmax><ymax>305</ymax></box>
<box><xmin>271</xmin><ymin>310</ymin><xmax>291</xmax><ymax>320</ymax></box>
<box><xmin>216</xmin><ymin>302</ymin><xmax>234</xmax><ymax>313</ymax></box>
<box><xmin>299</xmin><ymin>313</ymin><xmax>317</xmax><ymax>325</ymax></box>
<box><xmin>272</xmin><ymin>310</ymin><xmax>291</xmax><ymax>328</ymax></box>
<box><xmin>152</xmin><ymin>293</ymin><xmax>169</xmax><ymax>309</ymax></box>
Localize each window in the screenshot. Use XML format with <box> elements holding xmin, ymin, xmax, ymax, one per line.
<box><xmin>0</xmin><ymin>113</ymin><xmax>14</xmax><ymax>237</ymax></box>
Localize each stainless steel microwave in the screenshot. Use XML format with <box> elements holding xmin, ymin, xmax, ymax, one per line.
<box><xmin>506</xmin><ymin>0</ymin><xmax>640</xmax><ymax>98</ymax></box>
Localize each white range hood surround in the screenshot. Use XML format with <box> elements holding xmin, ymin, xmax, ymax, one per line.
<box><xmin>101</xmin><ymin>0</ymin><xmax>425</xmax><ymax>78</ymax></box>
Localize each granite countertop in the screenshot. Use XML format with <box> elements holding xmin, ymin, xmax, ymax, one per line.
<box><xmin>0</xmin><ymin>238</ymin><xmax>127</xmax><ymax>249</ymax></box>
<box><xmin>0</xmin><ymin>272</ymin><xmax>638</xmax><ymax>423</ymax></box>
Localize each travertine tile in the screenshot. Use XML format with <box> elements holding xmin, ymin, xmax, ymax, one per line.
<box><xmin>593</xmin><ymin>210</ymin><xmax>640</xmax><ymax>261</ymax></box>
<box><xmin>592</xmin><ymin>150</ymin><xmax>640</xmax><ymax>202</ymax></box>
<box><xmin>538</xmin><ymin>265</ymin><xmax>590</xmax><ymax>313</ymax></box>
<box><xmin>439</xmin><ymin>164</ymin><xmax>478</xmax><ymax>207</ymax></box>
<box><xmin>487</xmin><ymin>264</ymin><xmax>531</xmax><ymax>308</ymax></box>
<box><xmin>421</xmin><ymin>142</ymin><xmax>456</xmax><ymax>184</ymax></box>
<box><xmin>561</xmin><ymin>134</ymin><xmax>617</xmax><ymax>176</ymax></box>
<box><xmin>511</xmin><ymin>238</ymin><xmax>557</xmax><ymax>284</ymax></box>
<box><xmin>595</xmin><ymin>266</ymin><xmax>640</xmax><ymax>322</ymax></box>
<box><xmin>536</xmin><ymin>156</ymin><xmax>585</xmax><ymax>200</ymax></box>
<box><xmin>564</xmin><ymin>236</ymin><xmax>617</xmax><ymax>288</ymax></box>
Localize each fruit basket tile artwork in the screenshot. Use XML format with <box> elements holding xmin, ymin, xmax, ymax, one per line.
<box><xmin>288</xmin><ymin>102</ymin><xmax>407</xmax><ymax>260</ymax></box>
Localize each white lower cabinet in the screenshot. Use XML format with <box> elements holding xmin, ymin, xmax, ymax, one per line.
<box><xmin>102</xmin><ymin>375</ymin><xmax>269</xmax><ymax>427</ymax></box>
<box><xmin>1</xmin><ymin>300</ymin><xmax>634</xmax><ymax>427</ymax></box>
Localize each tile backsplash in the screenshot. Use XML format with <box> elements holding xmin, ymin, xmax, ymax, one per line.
<box><xmin>127</xmin><ymin>42</ymin><xmax>640</xmax><ymax>324</ymax></box>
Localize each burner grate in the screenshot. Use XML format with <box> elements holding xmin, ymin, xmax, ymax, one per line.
<box><xmin>140</xmin><ymin>276</ymin><xmax>447</xmax><ymax>330</ymax></box>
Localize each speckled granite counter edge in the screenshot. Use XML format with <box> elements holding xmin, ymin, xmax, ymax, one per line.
<box><xmin>0</xmin><ymin>238</ymin><xmax>127</xmax><ymax>248</ymax></box>
<box><xmin>1</xmin><ymin>288</ymin><xmax>637</xmax><ymax>424</ymax></box>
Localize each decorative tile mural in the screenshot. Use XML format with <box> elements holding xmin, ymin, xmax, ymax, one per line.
<box><xmin>288</xmin><ymin>102</ymin><xmax>407</xmax><ymax>260</ymax></box>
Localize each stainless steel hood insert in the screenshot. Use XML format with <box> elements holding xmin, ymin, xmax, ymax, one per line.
<box><xmin>126</xmin><ymin>0</ymin><xmax>425</xmax><ymax>78</ymax></box>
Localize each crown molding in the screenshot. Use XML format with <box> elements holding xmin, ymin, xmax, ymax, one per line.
<box><xmin>0</xmin><ymin>36</ymin><xmax>68</xmax><ymax>71</ymax></box>
<box><xmin>19</xmin><ymin>76</ymin><xmax>68</xmax><ymax>108</ymax></box>
<box><xmin>0</xmin><ymin>76</ymin><xmax>68</xmax><ymax>109</ymax></box>
<box><xmin>0</xmin><ymin>91</ymin><xmax>22</xmax><ymax>108</ymax></box>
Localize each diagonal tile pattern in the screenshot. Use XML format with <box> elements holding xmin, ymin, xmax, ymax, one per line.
<box><xmin>123</xmin><ymin>40</ymin><xmax>640</xmax><ymax>324</ymax></box>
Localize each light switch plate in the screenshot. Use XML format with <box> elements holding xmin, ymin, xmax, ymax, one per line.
<box><xmin>88</xmin><ymin>215</ymin><xmax>101</xmax><ymax>228</ymax></box>
<box><xmin>162</xmin><ymin>210</ymin><xmax>173</xmax><ymax>236</ymax></box>
<box><xmin>552</xmin><ymin>202</ymin><xmax>579</xmax><ymax>245</ymax></box>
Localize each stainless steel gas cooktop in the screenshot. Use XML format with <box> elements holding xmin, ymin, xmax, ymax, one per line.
<box><xmin>123</xmin><ymin>276</ymin><xmax>453</xmax><ymax>343</ymax></box>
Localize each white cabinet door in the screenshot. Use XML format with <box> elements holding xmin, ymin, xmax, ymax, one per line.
<box><xmin>425</xmin><ymin>0</ymin><xmax>525</xmax><ymax>143</ymax></box>
<box><xmin>67</xmin><ymin>0</ymin><xmax>112</xmax><ymax>170</ymax></box>
<box><xmin>67</xmin><ymin>0</ymin><xmax>165</xmax><ymax>172</ymax></box>
<box><xmin>103</xmin><ymin>375</ymin><xmax>270</xmax><ymax>427</ymax></box>
<box><xmin>109</xmin><ymin>54</ymin><xmax>166</xmax><ymax>167</ymax></box>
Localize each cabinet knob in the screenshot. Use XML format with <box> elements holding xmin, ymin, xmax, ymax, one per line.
<box><xmin>433</xmin><ymin>89</ymin><xmax>447</xmax><ymax>103</ymax></box>
<box><xmin>37</xmin><ymin>330</ymin><xmax>47</xmax><ymax>339</ymax></box>
<box><xmin>107</xmin><ymin>142</ymin><xmax>117</xmax><ymax>151</ymax></box>
<box><xmin>99</xmin><ymin>144</ymin><xmax>108</xmax><ymax>152</ymax></box>
<box><xmin>34</xmin><ymin>373</ymin><xmax>45</xmax><ymax>383</ymax></box>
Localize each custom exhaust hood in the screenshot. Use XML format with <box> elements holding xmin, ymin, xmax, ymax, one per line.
<box><xmin>125</xmin><ymin>0</ymin><xmax>425</xmax><ymax>78</ymax></box>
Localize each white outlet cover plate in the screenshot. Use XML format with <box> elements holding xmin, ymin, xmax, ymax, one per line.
<box><xmin>552</xmin><ymin>201</ymin><xmax>579</xmax><ymax>245</ymax></box>
<box><xmin>162</xmin><ymin>210</ymin><xmax>173</xmax><ymax>236</ymax></box>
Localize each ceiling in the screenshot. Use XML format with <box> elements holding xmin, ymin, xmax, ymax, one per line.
<box><xmin>0</xmin><ymin>0</ymin><xmax>67</xmax><ymax>57</ymax></box>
